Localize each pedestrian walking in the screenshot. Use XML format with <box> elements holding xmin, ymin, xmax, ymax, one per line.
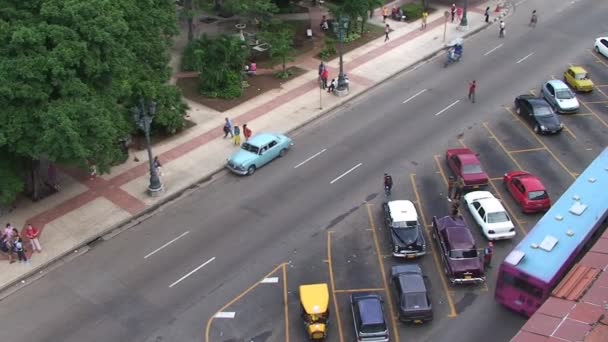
<box><xmin>484</xmin><ymin>242</ymin><xmax>494</xmax><ymax>268</ymax></box>
<box><xmin>421</xmin><ymin>10</ymin><xmax>428</xmax><ymax>30</ymax></box>
<box><xmin>529</xmin><ymin>10</ymin><xmax>538</xmax><ymax>27</ymax></box>
<box><xmin>13</xmin><ymin>236</ymin><xmax>27</xmax><ymax>264</ymax></box>
<box><xmin>243</xmin><ymin>124</ymin><xmax>252</xmax><ymax>141</ymax></box>
<box><xmin>2</xmin><ymin>223</ymin><xmax>15</xmax><ymax>263</ymax></box>
<box><xmin>153</xmin><ymin>156</ymin><xmax>162</xmax><ymax>176</ymax></box>
<box><xmin>0</xmin><ymin>233</ymin><xmax>13</xmax><ymax>263</ymax></box>
<box><xmin>321</xmin><ymin>67</ymin><xmax>329</xmax><ymax>89</ymax></box>
<box><xmin>451</xmin><ymin>4</ymin><xmax>456</xmax><ymax>23</ymax></box>
<box><xmin>318</xmin><ymin>61</ymin><xmax>325</xmax><ymax>77</ymax></box>
<box><xmin>223</xmin><ymin>117</ymin><xmax>233</xmax><ymax>138</ymax></box>
<box><xmin>384</xmin><ymin>24</ymin><xmax>390</xmax><ymax>42</ymax></box>
<box><xmin>468</xmin><ymin>80</ymin><xmax>477</xmax><ymax>103</ymax></box>
<box><xmin>450</xmin><ymin>202</ymin><xmax>461</xmax><ymax>218</ymax></box>
<box><xmin>453</xmin><ymin>177</ymin><xmax>465</xmax><ymax>201</ymax></box>
<box><xmin>327</xmin><ymin>78</ymin><xmax>336</xmax><ymax>93</ymax></box>
<box><xmin>233</xmin><ymin>125</ymin><xmax>241</xmax><ymax>146</ymax></box>
<box><xmin>89</xmin><ymin>164</ymin><xmax>97</xmax><ymax>179</ymax></box>
<box><xmin>484</xmin><ymin>6</ymin><xmax>490</xmax><ymax>23</ymax></box>
<box><xmin>25</xmin><ymin>223</ymin><xmax>42</xmax><ymax>253</ymax></box>
<box><xmin>382</xmin><ymin>6</ymin><xmax>389</xmax><ymax>23</ymax></box>
<box><xmin>499</xmin><ymin>20</ymin><xmax>505</xmax><ymax>38</ymax></box>
<box><xmin>447</xmin><ymin>176</ymin><xmax>455</xmax><ymax>201</ymax></box>
<box><xmin>4</xmin><ymin>223</ymin><xmax>14</xmax><ymax>238</ymax></box>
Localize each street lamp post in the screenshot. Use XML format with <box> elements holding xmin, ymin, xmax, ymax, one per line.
<box><xmin>459</xmin><ymin>0</ymin><xmax>469</xmax><ymax>29</ymax></box>
<box><xmin>132</xmin><ymin>98</ymin><xmax>164</xmax><ymax>197</ymax></box>
<box><xmin>334</xmin><ymin>16</ymin><xmax>350</xmax><ymax>96</ymax></box>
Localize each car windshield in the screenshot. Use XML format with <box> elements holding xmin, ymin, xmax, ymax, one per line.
<box><xmin>402</xmin><ymin>292</ymin><xmax>428</xmax><ymax>309</ymax></box>
<box><xmin>361</xmin><ymin>323</ymin><xmax>387</xmax><ymax>334</ymax></box>
<box><xmin>555</xmin><ymin>89</ymin><xmax>574</xmax><ymax>100</ymax></box>
<box><xmin>449</xmin><ymin>249</ymin><xmax>478</xmax><ymax>259</ymax></box>
<box><xmin>528</xmin><ymin>190</ymin><xmax>548</xmax><ymax>200</ymax></box>
<box><xmin>462</xmin><ymin>164</ymin><xmax>483</xmax><ymax>174</ymax></box>
<box><xmin>534</xmin><ymin>106</ymin><xmax>554</xmax><ymax>117</ymax></box>
<box><xmin>241</xmin><ymin>143</ymin><xmax>260</xmax><ymax>154</ymax></box>
<box><xmin>392</xmin><ymin>220</ymin><xmax>418</xmax><ymax>229</ymax></box>
<box><xmin>487</xmin><ymin>211</ymin><xmax>510</xmax><ymax>223</ymax></box>
<box><xmin>574</xmin><ymin>72</ymin><xmax>588</xmax><ymax>80</ymax></box>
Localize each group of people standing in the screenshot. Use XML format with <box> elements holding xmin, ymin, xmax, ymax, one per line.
<box><xmin>223</xmin><ymin>117</ymin><xmax>252</xmax><ymax>146</ymax></box>
<box><xmin>1</xmin><ymin>223</ymin><xmax>42</xmax><ymax>264</ymax></box>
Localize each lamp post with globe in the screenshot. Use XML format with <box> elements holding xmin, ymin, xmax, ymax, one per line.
<box><xmin>132</xmin><ymin>98</ymin><xmax>164</xmax><ymax>197</ymax></box>
<box><xmin>333</xmin><ymin>16</ymin><xmax>350</xmax><ymax>96</ymax></box>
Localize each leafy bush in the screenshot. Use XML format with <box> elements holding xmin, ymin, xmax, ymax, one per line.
<box><xmin>344</xmin><ymin>32</ymin><xmax>361</xmax><ymax>43</ymax></box>
<box><xmin>274</xmin><ymin>69</ymin><xmax>293</xmax><ymax>79</ymax></box>
<box><xmin>182</xmin><ymin>39</ymin><xmax>205</xmax><ymax>71</ymax></box>
<box><xmin>319</xmin><ymin>36</ymin><xmax>337</xmax><ymax>60</ymax></box>
<box><xmin>151</xmin><ymin>85</ymin><xmax>190</xmax><ymax>135</ymax></box>
<box><xmin>402</xmin><ymin>3</ymin><xmax>424</xmax><ymax>20</ymax></box>
<box><xmin>201</xmin><ymin>70</ymin><xmax>243</xmax><ymax>99</ymax></box>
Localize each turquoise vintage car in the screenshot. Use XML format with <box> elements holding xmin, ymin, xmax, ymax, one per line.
<box><xmin>226</xmin><ymin>133</ymin><xmax>293</xmax><ymax>175</ymax></box>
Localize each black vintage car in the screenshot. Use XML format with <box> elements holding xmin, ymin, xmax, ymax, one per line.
<box><xmin>383</xmin><ymin>200</ymin><xmax>426</xmax><ymax>258</ymax></box>
<box><xmin>391</xmin><ymin>264</ymin><xmax>433</xmax><ymax>323</ymax></box>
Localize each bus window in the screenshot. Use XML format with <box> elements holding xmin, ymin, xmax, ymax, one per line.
<box><xmin>501</xmin><ymin>272</ymin><xmax>543</xmax><ymax>298</ymax></box>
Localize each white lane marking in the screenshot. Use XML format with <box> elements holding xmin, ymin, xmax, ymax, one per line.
<box><xmin>169</xmin><ymin>257</ymin><xmax>216</xmax><ymax>288</ymax></box>
<box><xmin>516</xmin><ymin>52</ymin><xmax>535</xmax><ymax>64</ymax></box>
<box><xmin>515</xmin><ymin>0</ymin><xmax>528</xmax><ymax>6</ymax></box>
<box><xmin>294</xmin><ymin>149</ymin><xmax>327</xmax><ymax>169</ymax></box>
<box><xmin>483</xmin><ymin>44</ymin><xmax>503</xmax><ymax>56</ymax></box>
<box><xmin>402</xmin><ymin>89</ymin><xmax>428</xmax><ymax>104</ymax></box>
<box><xmin>261</xmin><ymin>277</ymin><xmax>279</xmax><ymax>283</ymax></box>
<box><xmin>214</xmin><ymin>312</ymin><xmax>236</xmax><ymax>318</ymax></box>
<box><xmin>330</xmin><ymin>163</ymin><xmax>363</xmax><ymax>184</ymax></box>
<box><xmin>144</xmin><ymin>231</ymin><xmax>190</xmax><ymax>259</ymax></box>
<box><xmin>434</xmin><ymin>100</ymin><xmax>460</xmax><ymax>116</ymax></box>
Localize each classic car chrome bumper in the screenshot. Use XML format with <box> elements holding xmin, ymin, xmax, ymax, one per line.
<box><xmin>450</xmin><ymin>276</ymin><xmax>486</xmax><ymax>284</ymax></box>
<box><xmin>226</xmin><ymin>163</ymin><xmax>248</xmax><ymax>175</ymax></box>
<box><xmin>393</xmin><ymin>250</ymin><xmax>426</xmax><ymax>258</ymax></box>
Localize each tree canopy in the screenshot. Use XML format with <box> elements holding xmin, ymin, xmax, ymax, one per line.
<box><xmin>0</xmin><ymin>0</ymin><xmax>187</xmax><ymax>204</ymax></box>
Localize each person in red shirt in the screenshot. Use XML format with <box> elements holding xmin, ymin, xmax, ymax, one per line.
<box><xmin>468</xmin><ymin>80</ymin><xmax>476</xmax><ymax>103</ymax></box>
<box><xmin>243</xmin><ymin>124</ymin><xmax>252</xmax><ymax>141</ymax></box>
<box><xmin>25</xmin><ymin>223</ymin><xmax>42</xmax><ymax>252</ymax></box>
<box><xmin>321</xmin><ymin>68</ymin><xmax>329</xmax><ymax>89</ymax></box>
<box><xmin>484</xmin><ymin>242</ymin><xmax>494</xmax><ymax>268</ymax></box>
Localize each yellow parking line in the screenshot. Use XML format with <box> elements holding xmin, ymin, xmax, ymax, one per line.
<box><xmin>593</xmin><ymin>84</ymin><xmax>608</xmax><ymax>99</ymax></box>
<box><xmin>327</xmin><ymin>231</ymin><xmax>345</xmax><ymax>342</ymax></box>
<box><xmin>433</xmin><ymin>155</ymin><xmax>449</xmax><ymax>186</ymax></box>
<box><xmin>509</xmin><ymin>147</ymin><xmax>546</xmax><ymax>153</ymax></box>
<box><xmin>570</xmin><ymin>112</ymin><xmax>594</xmax><ymax>116</ymax></box>
<box><xmin>205</xmin><ymin>263</ymin><xmax>286</xmax><ymax>342</ymax></box>
<box><xmin>504</xmin><ymin>107</ymin><xmax>577</xmax><ymax>179</ymax></box>
<box><xmin>489</xmin><ymin>177</ymin><xmax>503</xmax><ymax>181</ymax></box>
<box><xmin>334</xmin><ymin>288</ymin><xmax>385</xmax><ymax>293</ymax></box>
<box><xmin>366</xmin><ymin>204</ymin><xmax>401</xmax><ymax>342</ymax></box>
<box><xmin>588</xmin><ymin>49</ymin><xmax>608</xmax><ymax>68</ymax></box>
<box><xmin>458</xmin><ymin>138</ymin><xmax>467</xmax><ymax>148</ymax></box>
<box><xmin>529</xmin><ymin>89</ymin><xmax>537</xmax><ymax>96</ymax></box>
<box><xmin>488</xmin><ymin>179</ymin><xmax>528</xmax><ymax>235</ymax></box>
<box><xmin>409</xmin><ymin>174</ymin><xmax>458</xmax><ymax>317</ymax></box>
<box><xmin>282</xmin><ymin>263</ymin><xmax>290</xmax><ymax>342</ymax></box>
<box><xmin>482</xmin><ymin>122</ymin><xmax>526</xmax><ymax>170</ymax></box>
<box><xmin>581</xmin><ymin>102</ymin><xmax>608</xmax><ymax>128</ymax></box>
<box><xmin>562</xmin><ymin>124</ymin><xmax>577</xmax><ymax>140</ymax></box>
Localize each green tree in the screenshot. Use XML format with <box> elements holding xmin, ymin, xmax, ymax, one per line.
<box><xmin>192</xmin><ymin>35</ymin><xmax>249</xmax><ymax>99</ymax></box>
<box><xmin>260</xmin><ymin>26</ymin><xmax>295</xmax><ymax>74</ymax></box>
<box><xmin>0</xmin><ymin>0</ymin><xmax>186</xmax><ymax>204</ymax></box>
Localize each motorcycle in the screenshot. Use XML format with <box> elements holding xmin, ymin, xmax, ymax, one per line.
<box><xmin>444</xmin><ymin>38</ymin><xmax>463</xmax><ymax>68</ymax></box>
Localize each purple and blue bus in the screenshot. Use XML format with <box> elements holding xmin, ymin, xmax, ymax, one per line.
<box><xmin>495</xmin><ymin>147</ymin><xmax>608</xmax><ymax>317</ymax></box>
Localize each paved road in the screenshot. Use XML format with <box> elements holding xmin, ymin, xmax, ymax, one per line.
<box><xmin>1</xmin><ymin>1</ymin><xmax>607</xmax><ymax>341</ymax></box>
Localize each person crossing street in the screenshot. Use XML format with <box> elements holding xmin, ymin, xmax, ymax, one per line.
<box><xmin>468</xmin><ymin>80</ymin><xmax>477</xmax><ymax>103</ymax></box>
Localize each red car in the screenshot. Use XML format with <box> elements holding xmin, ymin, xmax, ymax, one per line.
<box><xmin>503</xmin><ymin>171</ymin><xmax>551</xmax><ymax>213</ymax></box>
<box><xmin>446</xmin><ymin>148</ymin><xmax>489</xmax><ymax>189</ymax></box>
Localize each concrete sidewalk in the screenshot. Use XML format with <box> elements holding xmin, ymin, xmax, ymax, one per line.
<box><xmin>0</xmin><ymin>1</ymin><xmax>510</xmax><ymax>294</ymax></box>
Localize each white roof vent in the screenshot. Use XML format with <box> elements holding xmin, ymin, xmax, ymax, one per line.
<box><xmin>555</xmin><ymin>215</ymin><xmax>564</xmax><ymax>221</ymax></box>
<box><xmin>505</xmin><ymin>250</ymin><xmax>525</xmax><ymax>266</ymax></box>
<box><xmin>566</xmin><ymin>230</ymin><xmax>575</xmax><ymax>237</ymax></box>
<box><xmin>531</xmin><ymin>243</ymin><xmax>539</xmax><ymax>249</ymax></box>
<box><xmin>540</xmin><ymin>235</ymin><xmax>559</xmax><ymax>252</ymax></box>
<box><xmin>570</xmin><ymin>201</ymin><xmax>587</xmax><ymax>216</ymax></box>
<box><xmin>572</xmin><ymin>195</ymin><xmax>580</xmax><ymax>201</ymax></box>
<box><xmin>587</xmin><ymin>177</ymin><xmax>596</xmax><ymax>183</ymax></box>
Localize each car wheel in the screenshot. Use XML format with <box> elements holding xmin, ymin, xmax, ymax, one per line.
<box><xmin>279</xmin><ymin>148</ymin><xmax>287</xmax><ymax>157</ymax></box>
<box><xmin>247</xmin><ymin>165</ymin><xmax>256</xmax><ymax>175</ymax></box>
<box><xmin>534</xmin><ymin>125</ymin><xmax>540</xmax><ymax>134</ymax></box>
<box><xmin>596</xmin><ymin>46</ymin><xmax>601</xmax><ymax>54</ymax></box>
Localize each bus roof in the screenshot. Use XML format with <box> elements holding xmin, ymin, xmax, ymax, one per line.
<box><xmin>503</xmin><ymin>147</ymin><xmax>608</xmax><ymax>283</ymax></box>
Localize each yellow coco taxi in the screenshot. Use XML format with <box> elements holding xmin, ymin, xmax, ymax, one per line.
<box><xmin>299</xmin><ymin>283</ymin><xmax>330</xmax><ymax>340</ymax></box>
<box><xmin>563</xmin><ymin>66</ymin><xmax>594</xmax><ymax>92</ymax></box>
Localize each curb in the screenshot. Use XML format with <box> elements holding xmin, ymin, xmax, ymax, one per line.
<box><xmin>0</xmin><ymin>10</ymin><xmax>510</xmax><ymax>295</ymax></box>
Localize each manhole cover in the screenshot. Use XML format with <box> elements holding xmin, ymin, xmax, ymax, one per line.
<box><xmin>199</xmin><ymin>17</ymin><xmax>218</xmax><ymax>24</ymax></box>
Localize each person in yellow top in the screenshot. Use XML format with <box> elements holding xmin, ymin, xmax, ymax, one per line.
<box><xmin>421</xmin><ymin>10</ymin><xmax>429</xmax><ymax>30</ymax></box>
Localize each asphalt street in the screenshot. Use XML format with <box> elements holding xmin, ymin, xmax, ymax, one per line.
<box><xmin>1</xmin><ymin>0</ymin><xmax>607</xmax><ymax>341</ymax></box>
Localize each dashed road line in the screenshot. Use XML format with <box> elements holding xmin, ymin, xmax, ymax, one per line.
<box><xmin>170</xmin><ymin>257</ymin><xmax>216</xmax><ymax>288</ymax></box>
<box><xmin>144</xmin><ymin>231</ymin><xmax>189</xmax><ymax>259</ymax></box>
<box><xmin>483</xmin><ymin>43</ymin><xmax>503</xmax><ymax>56</ymax></box>
<box><xmin>435</xmin><ymin>100</ymin><xmax>460</xmax><ymax>116</ymax></box>
<box><xmin>261</xmin><ymin>277</ymin><xmax>279</xmax><ymax>283</ymax></box>
<box><xmin>214</xmin><ymin>312</ymin><xmax>236</xmax><ymax>318</ymax></box>
<box><xmin>402</xmin><ymin>89</ymin><xmax>428</xmax><ymax>104</ymax></box>
<box><xmin>294</xmin><ymin>149</ymin><xmax>327</xmax><ymax>168</ymax></box>
<box><xmin>409</xmin><ymin>174</ymin><xmax>458</xmax><ymax>317</ymax></box>
<box><xmin>330</xmin><ymin>163</ymin><xmax>362</xmax><ymax>184</ymax></box>
<box><xmin>516</xmin><ymin>52</ymin><xmax>535</xmax><ymax>64</ymax></box>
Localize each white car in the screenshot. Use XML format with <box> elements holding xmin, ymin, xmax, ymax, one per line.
<box><xmin>464</xmin><ymin>191</ymin><xmax>516</xmax><ymax>240</ymax></box>
<box><xmin>595</xmin><ymin>37</ymin><xmax>608</xmax><ymax>58</ymax></box>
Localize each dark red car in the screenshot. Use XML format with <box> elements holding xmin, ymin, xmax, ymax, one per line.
<box><xmin>446</xmin><ymin>148</ymin><xmax>489</xmax><ymax>189</ymax></box>
<box><xmin>432</xmin><ymin>215</ymin><xmax>485</xmax><ymax>285</ymax></box>
<box><xmin>503</xmin><ymin>171</ymin><xmax>551</xmax><ymax>213</ymax></box>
